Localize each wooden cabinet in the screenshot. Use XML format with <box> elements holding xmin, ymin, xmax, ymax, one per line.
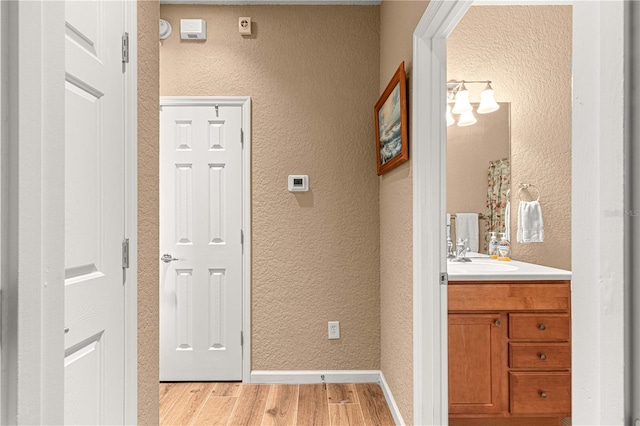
<box><xmin>448</xmin><ymin>281</ymin><xmax>571</xmax><ymax>422</ymax></box>
<box><xmin>449</xmin><ymin>313</ymin><xmax>506</xmax><ymax>414</ymax></box>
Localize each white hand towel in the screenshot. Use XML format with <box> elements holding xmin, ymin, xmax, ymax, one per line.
<box><xmin>455</xmin><ymin>213</ymin><xmax>479</xmax><ymax>252</ymax></box>
<box><xmin>517</xmin><ymin>201</ymin><xmax>544</xmax><ymax>243</ymax></box>
<box><xmin>505</xmin><ymin>200</ymin><xmax>511</xmax><ymax>242</ymax></box>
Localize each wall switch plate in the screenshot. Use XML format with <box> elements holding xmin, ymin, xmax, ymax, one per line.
<box><xmin>328</xmin><ymin>321</ymin><xmax>340</xmax><ymax>339</ymax></box>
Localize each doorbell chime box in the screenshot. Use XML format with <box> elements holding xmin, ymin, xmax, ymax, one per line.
<box><xmin>180</xmin><ymin>19</ymin><xmax>207</xmax><ymax>40</ymax></box>
<box><xmin>288</xmin><ymin>175</ymin><xmax>309</xmax><ymax>192</ymax></box>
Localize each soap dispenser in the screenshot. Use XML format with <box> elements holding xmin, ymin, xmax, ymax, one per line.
<box><xmin>497</xmin><ymin>232</ymin><xmax>511</xmax><ymax>261</ymax></box>
<box><xmin>489</xmin><ymin>232</ymin><xmax>499</xmax><ymax>258</ymax></box>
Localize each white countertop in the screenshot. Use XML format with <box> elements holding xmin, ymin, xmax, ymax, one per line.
<box><xmin>447</xmin><ymin>253</ymin><xmax>572</xmax><ymax>281</ymax></box>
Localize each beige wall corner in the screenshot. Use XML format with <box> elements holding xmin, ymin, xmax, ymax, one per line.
<box><xmin>160</xmin><ymin>5</ymin><xmax>381</xmax><ymax>371</ymax></box>
<box><xmin>379</xmin><ymin>1</ymin><xmax>429</xmax><ymax>424</ymax></box>
<box><xmin>448</xmin><ymin>6</ymin><xmax>572</xmax><ymax>269</ymax></box>
<box><xmin>137</xmin><ymin>0</ymin><xmax>160</xmax><ymax>424</ymax></box>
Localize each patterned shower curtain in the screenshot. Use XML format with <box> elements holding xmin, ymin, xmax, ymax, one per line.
<box><xmin>484</xmin><ymin>159</ymin><xmax>510</xmax><ymax>253</ymax></box>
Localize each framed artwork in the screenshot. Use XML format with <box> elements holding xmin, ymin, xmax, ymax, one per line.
<box><xmin>374</xmin><ymin>62</ymin><xmax>409</xmax><ymax>176</ymax></box>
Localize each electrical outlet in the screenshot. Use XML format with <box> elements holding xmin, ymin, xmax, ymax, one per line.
<box><xmin>328</xmin><ymin>321</ymin><xmax>340</xmax><ymax>339</ymax></box>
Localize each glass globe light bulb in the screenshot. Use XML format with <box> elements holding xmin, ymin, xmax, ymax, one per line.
<box><xmin>451</xmin><ymin>83</ymin><xmax>473</xmax><ymax>114</ymax></box>
<box><xmin>457</xmin><ymin>110</ymin><xmax>477</xmax><ymax>126</ymax></box>
<box><xmin>446</xmin><ymin>104</ymin><xmax>455</xmax><ymax>126</ymax></box>
<box><xmin>477</xmin><ymin>83</ymin><xmax>500</xmax><ymax>114</ymax></box>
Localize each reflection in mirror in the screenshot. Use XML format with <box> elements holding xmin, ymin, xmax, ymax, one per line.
<box><xmin>447</xmin><ymin>102</ymin><xmax>510</xmax><ymax>253</ymax></box>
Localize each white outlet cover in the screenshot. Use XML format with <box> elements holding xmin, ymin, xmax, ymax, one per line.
<box><xmin>328</xmin><ymin>321</ymin><xmax>340</xmax><ymax>339</ymax></box>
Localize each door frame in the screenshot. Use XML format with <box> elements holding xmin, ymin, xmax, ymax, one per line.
<box><xmin>2</xmin><ymin>0</ymin><xmax>138</xmax><ymax>424</ymax></box>
<box><xmin>412</xmin><ymin>1</ymin><xmax>629</xmax><ymax>424</ymax></box>
<box><xmin>159</xmin><ymin>96</ymin><xmax>252</xmax><ymax>382</ymax></box>
<box><xmin>124</xmin><ymin>0</ymin><xmax>139</xmax><ymax>423</ymax></box>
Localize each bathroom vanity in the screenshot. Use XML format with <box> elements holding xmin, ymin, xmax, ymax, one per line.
<box><xmin>447</xmin><ymin>257</ymin><xmax>571</xmax><ymax>425</ymax></box>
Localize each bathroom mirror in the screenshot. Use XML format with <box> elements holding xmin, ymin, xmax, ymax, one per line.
<box><xmin>446</xmin><ymin>102</ymin><xmax>510</xmax><ymax>252</ymax></box>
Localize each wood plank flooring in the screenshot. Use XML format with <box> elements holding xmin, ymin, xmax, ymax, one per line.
<box><xmin>159</xmin><ymin>382</ymin><xmax>395</xmax><ymax>426</ymax></box>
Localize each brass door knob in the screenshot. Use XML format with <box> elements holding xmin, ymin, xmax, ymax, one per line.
<box><xmin>540</xmin><ymin>354</ymin><xmax>547</xmax><ymax>360</ymax></box>
<box><xmin>539</xmin><ymin>324</ymin><xmax>546</xmax><ymax>331</ymax></box>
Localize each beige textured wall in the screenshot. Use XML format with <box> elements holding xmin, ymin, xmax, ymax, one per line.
<box><xmin>160</xmin><ymin>5</ymin><xmax>381</xmax><ymax>370</ymax></box>
<box><xmin>137</xmin><ymin>0</ymin><xmax>160</xmax><ymax>424</ymax></box>
<box><xmin>447</xmin><ymin>103</ymin><xmax>510</xmax><ymax>246</ymax></box>
<box><xmin>448</xmin><ymin>6</ymin><xmax>572</xmax><ymax>269</ymax></box>
<box><xmin>379</xmin><ymin>1</ymin><xmax>428</xmax><ymax>424</ymax></box>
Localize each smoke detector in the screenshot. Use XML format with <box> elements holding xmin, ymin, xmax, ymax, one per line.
<box><xmin>159</xmin><ymin>19</ymin><xmax>172</xmax><ymax>40</ymax></box>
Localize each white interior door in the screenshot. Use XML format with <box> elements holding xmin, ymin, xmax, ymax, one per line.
<box><xmin>64</xmin><ymin>0</ymin><xmax>126</xmax><ymax>423</ymax></box>
<box><xmin>160</xmin><ymin>102</ymin><xmax>244</xmax><ymax>381</ymax></box>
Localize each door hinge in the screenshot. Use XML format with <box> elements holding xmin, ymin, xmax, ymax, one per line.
<box><xmin>122</xmin><ymin>238</ymin><xmax>130</xmax><ymax>269</ymax></box>
<box><xmin>440</xmin><ymin>272</ymin><xmax>448</xmax><ymax>286</ymax></box>
<box><xmin>122</xmin><ymin>32</ymin><xmax>129</xmax><ymax>64</ymax></box>
<box><xmin>241</xmin><ymin>229</ymin><xmax>244</xmax><ymax>245</ymax></box>
<box><xmin>240</xmin><ymin>128</ymin><xmax>244</xmax><ymax>146</ymax></box>
<box><xmin>241</xmin><ymin>331</ymin><xmax>244</xmax><ymax>346</ymax></box>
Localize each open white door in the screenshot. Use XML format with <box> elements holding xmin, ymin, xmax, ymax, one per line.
<box><xmin>160</xmin><ymin>100</ymin><xmax>244</xmax><ymax>381</ymax></box>
<box><xmin>64</xmin><ymin>0</ymin><xmax>126</xmax><ymax>423</ymax></box>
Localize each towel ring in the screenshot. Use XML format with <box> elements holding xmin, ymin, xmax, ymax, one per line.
<box><xmin>518</xmin><ymin>183</ymin><xmax>540</xmax><ymax>202</ymax></box>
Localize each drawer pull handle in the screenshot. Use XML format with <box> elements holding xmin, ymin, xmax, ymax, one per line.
<box><xmin>540</xmin><ymin>391</ymin><xmax>548</xmax><ymax>399</ymax></box>
<box><xmin>539</xmin><ymin>354</ymin><xmax>547</xmax><ymax>360</ymax></box>
<box><xmin>539</xmin><ymin>324</ymin><xmax>546</xmax><ymax>331</ymax></box>
<box><xmin>494</xmin><ymin>320</ymin><xmax>501</xmax><ymax>326</ymax></box>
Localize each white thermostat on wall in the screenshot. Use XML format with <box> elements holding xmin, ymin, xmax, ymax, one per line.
<box><xmin>180</xmin><ymin>19</ymin><xmax>207</xmax><ymax>40</ymax></box>
<box><xmin>288</xmin><ymin>175</ymin><xmax>309</xmax><ymax>192</ymax></box>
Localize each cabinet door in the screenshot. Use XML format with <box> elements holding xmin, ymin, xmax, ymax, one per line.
<box><xmin>449</xmin><ymin>313</ymin><xmax>506</xmax><ymax>415</ymax></box>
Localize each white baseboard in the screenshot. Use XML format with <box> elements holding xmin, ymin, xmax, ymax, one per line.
<box><xmin>379</xmin><ymin>371</ymin><xmax>406</xmax><ymax>426</ymax></box>
<box><xmin>249</xmin><ymin>370</ymin><xmax>381</xmax><ymax>384</ymax></box>
<box><xmin>249</xmin><ymin>370</ymin><xmax>405</xmax><ymax>425</ymax></box>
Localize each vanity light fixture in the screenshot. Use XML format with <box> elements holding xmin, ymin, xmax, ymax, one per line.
<box><xmin>457</xmin><ymin>110</ymin><xmax>478</xmax><ymax>127</ymax></box>
<box><xmin>446</xmin><ymin>104</ymin><xmax>455</xmax><ymax>126</ymax></box>
<box><xmin>447</xmin><ymin>80</ymin><xmax>500</xmax><ymax>127</ymax></box>
<box><xmin>451</xmin><ymin>82</ymin><xmax>472</xmax><ymax>114</ymax></box>
<box><xmin>477</xmin><ymin>82</ymin><xmax>500</xmax><ymax>114</ymax></box>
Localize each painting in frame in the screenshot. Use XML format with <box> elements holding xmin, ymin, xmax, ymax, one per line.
<box><xmin>374</xmin><ymin>62</ymin><xmax>409</xmax><ymax>176</ymax></box>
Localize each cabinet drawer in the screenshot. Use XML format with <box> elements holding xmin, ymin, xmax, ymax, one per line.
<box><xmin>510</xmin><ymin>372</ymin><xmax>570</xmax><ymax>415</ymax></box>
<box><xmin>509</xmin><ymin>314</ymin><xmax>570</xmax><ymax>340</ymax></box>
<box><xmin>509</xmin><ymin>343</ymin><xmax>571</xmax><ymax>369</ymax></box>
<box><xmin>449</xmin><ymin>283</ymin><xmax>570</xmax><ymax>312</ymax></box>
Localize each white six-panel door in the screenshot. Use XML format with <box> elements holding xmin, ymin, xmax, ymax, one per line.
<box><xmin>64</xmin><ymin>0</ymin><xmax>125</xmax><ymax>423</ymax></box>
<box><xmin>160</xmin><ymin>103</ymin><xmax>243</xmax><ymax>381</ymax></box>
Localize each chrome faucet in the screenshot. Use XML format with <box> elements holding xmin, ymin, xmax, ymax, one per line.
<box><xmin>450</xmin><ymin>238</ymin><xmax>471</xmax><ymax>262</ymax></box>
<box><xmin>446</xmin><ymin>225</ymin><xmax>455</xmax><ymax>259</ymax></box>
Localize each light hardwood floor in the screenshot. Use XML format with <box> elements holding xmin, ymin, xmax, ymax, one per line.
<box><xmin>159</xmin><ymin>382</ymin><xmax>395</xmax><ymax>426</ymax></box>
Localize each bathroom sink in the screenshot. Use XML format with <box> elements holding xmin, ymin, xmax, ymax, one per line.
<box><xmin>447</xmin><ymin>260</ymin><xmax>519</xmax><ymax>273</ymax></box>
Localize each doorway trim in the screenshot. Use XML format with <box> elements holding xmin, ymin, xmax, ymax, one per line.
<box><xmin>4</xmin><ymin>1</ymin><xmax>66</xmax><ymax>423</ymax></box>
<box><xmin>411</xmin><ymin>2</ymin><xmax>473</xmax><ymax>424</ymax></box>
<box><xmin>413</xmin><ymin>1</ymin><xmax>629</xmax><ymax>424</ymax></box>
<box><xmin>3</xmin><ymin>0</ymin><xmax>138</xmax><ymax>423</ymax></box>
<box><xmin>124</xmin><ymin>0</ymin><xmax>139</xmax><ymax>423</ymax></box>
<box><xmin>159</xmin><ymin>96</ymin><xmax>252</xmax><ymax>381</ymax></box>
